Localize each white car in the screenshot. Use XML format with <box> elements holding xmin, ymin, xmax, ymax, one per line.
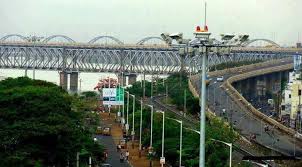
<box><xmin>216</xmin><ymin>76</ymin><xmax>224</xmax><ymax>82</ymax></box>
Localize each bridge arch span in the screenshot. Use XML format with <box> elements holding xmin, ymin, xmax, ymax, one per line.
<box><xmin>242</xmin><ymin>39</ymin><xmax>280</xmax><ymax>47</ymax></box>
<box><xmin>136</xmin><ymin>36</ymin><xmax>165</xmax><ymax>45</ymax></box>
<box><xmin>43</xmin><ymin>35</ymin><xmax>76</xmax><ymax>43</ymax></box>
<box><xmin>0</xmin><ymin>34</ymin><xmax>29</xmax><ymax>42</ymax></box>
<box><xmin>88</xmin><ymin>36</ymin><xmax>123</xmax><ymax>45</ymax></box>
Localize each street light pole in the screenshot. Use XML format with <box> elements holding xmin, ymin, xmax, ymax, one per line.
<box><xmin>139</xmin><ymin>99</ymin><xmax>143</xmax><ymax>157</ymax></box>
<box><xmin>199</xmin><ymin>46</ymin><xmax>208</xmax><ymax>167</ymax></box>
<box><xmin>131</xmin><ymin>94</ymin><xmax>136</xmax><ymax>149</ymax></box>
<box><xmin>158</xmin><ymin>111</ymin><xmax>165</xmax><ymax>167</ymax></box>
<box><xmin>126</xmin><ymin>91</ymin><xmax>130</xmax><ymax>135</ymax></box>
<box><xmin>147</xmin><ymin>105</ymin><xmax>154</xmax><ymax>167</ymax></box>
<box><xmin>167</xmin><ymin>117</ymin><xmax>183</xmax><ymax>167</ymax></box>
<box><xmin>211</xmin><ymin>139</ymin><xmax>232</xmax><ymax>167</ymax></box>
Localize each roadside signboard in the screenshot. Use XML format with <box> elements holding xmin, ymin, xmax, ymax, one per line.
<box><xmin>102</xmin><ymin>88</ymin><xmax>124</xmax><ymax>105</ymax></box>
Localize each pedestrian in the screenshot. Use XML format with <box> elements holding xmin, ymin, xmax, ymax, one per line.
<box><xmin>104</xmin><ymin>151</ymin><xmax>108</xmax><ymax>160</ymax></box>
<box><xmin>125</xmin><ymin>150</ymin><xmax>129</xmax><ymax>160</ymax></box>
<box><xmin>120</xmin><ymin>152</ymin><xmax>124</xmax><ymax>163</ymax></box>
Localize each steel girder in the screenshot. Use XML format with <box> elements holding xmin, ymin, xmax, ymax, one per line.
<box><xmin>0</xmin><ymin>45</ymin><xmax>290</xmax><ymax>74</ymax></box>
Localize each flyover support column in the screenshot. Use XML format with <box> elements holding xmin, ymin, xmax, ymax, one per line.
<box><xmin>118</xmin><ymin>73</ymin><xmax>126</xmax><ymax>86</ymax></box>
<box><xmin>59</xmin><ymin>71</ymin><xmax>68</xmax><ymax>90</ymax></box>
<box><xmin>128</xmin><ymin>74</ymin><xmax>137</xmax><ymax>85</ymax></box>
<box><xmin>70</xmin><ymin>72</ymin><xmax>79</xmax><ymax>93</ymax></box>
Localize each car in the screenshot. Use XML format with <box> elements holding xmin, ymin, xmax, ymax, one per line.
<box><xmin>216</xmin><ymin>76</ymin><xmax>224</xmax><ymax>82</ymax></box>
<box><xmin>96</xmin><ymin>126</ymin><xmax>103</xmax><ymax>134</ymax></box>
<box><xmin>100</xmin><ymin>163</ymin><xmax>112</xmax><ymax>167</ymax></box>
<box><xmin>102</xmin><ymin>127</ymin><xmax>111</xmax><ymax>136</ymax></box>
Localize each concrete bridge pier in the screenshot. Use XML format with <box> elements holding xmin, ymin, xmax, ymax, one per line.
<box><xmin>59</xmin><ymin>71</ymin><xmax>68</xmax><ymax>90</ymax></box>
<box><xmin>128</xmin><ymin>74</ymin><xmax>137</xmax><ymax>85</ymax></box>
<box><xmin>117</xmin><ymin>73</ymin><xmax>126</xmax><ymax>86</ymax></box>
<box><xmin>70</xmin><ymin>72</ymin><xmax>79</xmax><ymax>93</ymax></box>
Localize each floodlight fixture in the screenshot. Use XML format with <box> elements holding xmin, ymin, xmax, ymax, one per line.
<box><xmin>194</xmin><ymin>32</ymin><xmax>211</xmax><ymax>42</ymax></box>
<box><xmin>221</xmin><ymin>34</ymin><xmax>235</xmax><ymax>41</ymax></box>
<box><xmin>238</xmin><ymin>35</ymin><xmax>249</xmax><ymax>43</ymax></box>
<box><xmin>160</xmin><ymin>33</ymin><xmax>173</xmax><ymax>45</ymax></box>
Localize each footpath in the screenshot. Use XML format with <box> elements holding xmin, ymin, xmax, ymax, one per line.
<box><xmin>100</xmin><ymin>112</ymin><xmax>161</xmax><ymax>167</ymax></box>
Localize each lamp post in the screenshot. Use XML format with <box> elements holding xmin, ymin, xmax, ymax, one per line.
<box><xmin>213</xmin><ymin>81</ymin><xmax>217</xmax><ymax>105</ymax></box>
<box><xmin>130</xmin><ymin>94</ymin><xmax>136</xmax><ymax>149</ymax></box>
<box><xmin>139</xmin><ymin>99</ymin><xmax>143</xmax><ymax>157</ymax></box>
<box><xmin>211</xmin><ymin>139</ymin><xmax>232</xmax><ymax>167</ymax></box>
<box><xmin>161</xmin><ymin>29</ymin><xmax>249</xmax><ymax>167</ymax></box>
<box><xmin>147</xmin><ymin>105</ymin><xmax>154</xmax><ymax>167</ymax></box>
<box><xmin>125</xmin><ymin>91</ymin><xmax>130</xmax><ymax>135</ymax></box>
<box><xmin>167</xmin><ymin>117</ymin><xmax>183</xmax><ymax>167</ymax></box>
<box><xmin>157</xmin><ymin>110</ymin><xmax>165</xmax><ymax>167</ymax></box>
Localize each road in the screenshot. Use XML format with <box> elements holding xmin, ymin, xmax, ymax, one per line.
<box><xmin>97</xmin><ymin>114</ymin><xmax>130</xmax><ymax>167</ymax></box>
<box><xmin>192</xmin><ymin>59</ymin><xmax>302</xmax><ymax>157</ymax></box>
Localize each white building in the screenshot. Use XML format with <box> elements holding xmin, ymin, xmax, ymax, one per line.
<box><xmin>281</xmin><ymin>71</ymin><xmax>302</xmax><ymax>128</ymax></box>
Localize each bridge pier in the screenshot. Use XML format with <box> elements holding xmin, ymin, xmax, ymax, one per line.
<box><xmin>70</xmin><ymin>72</ymin><xmax>79</xmax><ymax>93</ymax></box>
<box><xmin>117</xmin><ymin>73</ymin><xmax>126</xmax><ymax>86</ymax></box>
<box><xmin>59</xmin><ymin>72</ymin><xmax>68</xmax><ymax>90</ymax></box>
<box><xmin>128</xmin><ymin>74</ymin><xmax>137</xmax><ymax>85</ymax></box>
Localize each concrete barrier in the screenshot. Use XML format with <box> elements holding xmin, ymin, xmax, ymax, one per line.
<box><xmin>223</xmin><ymin>63</ymin><xmax>297</xmax><ymax>136</ymax></box>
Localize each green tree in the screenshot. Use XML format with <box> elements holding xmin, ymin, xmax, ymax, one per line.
<box><xmin>0</xmin><ymin>77</ymin><xmax>103</xmax><ymax>167</ymax></box>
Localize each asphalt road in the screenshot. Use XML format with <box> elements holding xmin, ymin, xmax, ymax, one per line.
<box><xmin>193</xmin><ymin>59</ymin><xmax>302</xmax><ymax>157</ymax></box>
<box><xmin>97</xmin><ymin>116</ymin><xmax>130</xmax><ymax>167</ymax></box>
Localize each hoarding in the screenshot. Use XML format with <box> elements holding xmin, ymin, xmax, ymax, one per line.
<box><xmin>102</xmin><ymin>88</ymin><xmax>124</xmax><ymax>105</ymax></box>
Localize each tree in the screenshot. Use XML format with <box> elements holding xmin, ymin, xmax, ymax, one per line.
<box><xmin>0</xmin><ymin>77</ymin><xmax>103</xmax><ymax>166</ymax></box>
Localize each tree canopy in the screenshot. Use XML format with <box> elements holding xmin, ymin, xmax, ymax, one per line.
<box><xmin>0</xmin><ymin>77</ymin><xmax>103</xmax><ymax>167</ymax></box>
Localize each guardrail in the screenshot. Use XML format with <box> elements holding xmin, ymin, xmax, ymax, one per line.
<box><xmin>222</xmin><ymin>63</ymin><xmax>298</xmax><ymax>137</ymax></box>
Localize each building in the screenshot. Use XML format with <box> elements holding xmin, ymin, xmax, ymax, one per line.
<box><xmin>281</xmin><ymin>71</ymin><xmax>302</xmax><ymax>128</ymax></box>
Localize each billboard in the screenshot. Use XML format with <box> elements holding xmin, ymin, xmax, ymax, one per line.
<box><xmin>102</xmin><ymin>88</ymin><xmax>124</xmax><ymax>105</ymax></box>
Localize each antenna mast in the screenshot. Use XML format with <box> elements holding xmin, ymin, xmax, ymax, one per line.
<box><xmin>204</xmin><ymin>2</ymin><xmax>207</xmax><ymax>27</ymax></box>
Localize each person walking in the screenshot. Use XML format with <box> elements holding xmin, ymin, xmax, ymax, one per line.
<box><xmin>119</xmin><ymin>152</ymin><xmax>124</xmax><ymax>163</ymax></box>
<box><xmin>125</xmin><ymin>150</ymin><xmax>129</xmax><ymax>161</ymax></box>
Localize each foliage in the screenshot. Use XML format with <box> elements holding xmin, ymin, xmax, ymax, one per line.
<box><xmin>209</xmin><ymin>60</ymin><xmax>263</xmax><ymax>71</ymax></box>
<box><xmin>126</xmin><ymin>73</ymin><xmax>200</xmax><ymax>115</ymax></box>
<box><xmin>127</xmin><ymin>108</ymin><xmax>237</xmax><ymax>167</ymax></box>
<box><xmin>80</xmin><ymin>91</ymin><xmax>98</xmax><ymax>98</ymax></box>
<box><xmin>0</xmin><ymin>77</ymin><xmax>103</xmax><ymax>166</ymax></box>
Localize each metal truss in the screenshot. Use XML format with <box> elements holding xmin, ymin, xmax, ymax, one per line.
<box><xmin>0</xmin><ymin>44</ymin><xmax>293</xmax><ymax>74</ymax></box>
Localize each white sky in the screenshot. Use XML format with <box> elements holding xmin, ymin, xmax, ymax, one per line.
<box><xmin>0</xmin><ymin>0</ymin><xmax>301</xmax><ymax>45</ymax></box>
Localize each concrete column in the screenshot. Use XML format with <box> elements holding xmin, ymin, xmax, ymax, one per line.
<box><xmin>117</xmin><ymin>73</ymin><xmax>126</xmax><ymax>86</ymax></box>
<box><xmin>70</xmin><ymin>72</ymin><xmax>79</xmax><ymax>93</ymax></box>
<box><xmin>265</xmin><ymin>73</ymin><xmax>273</xmax><ymax>93</ymax></box>
<box><xmin>128</xmin><ymin>74</ymin><xmax>137</xmax><ymax>85</ymax></box>
<box><xmin>59</xmin><ymin>71</ymin><xmax>68</xmax><ymax>90</ymax></box>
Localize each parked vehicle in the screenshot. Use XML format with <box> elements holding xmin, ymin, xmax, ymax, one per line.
<box><xmin>102</xmin><ymin>127</ymin><xmax>111</xmax><ymax>136</ymax></box>
<box><xmin>100</xmin><ymin>163</ymin><xmax>112</xmax><ymax>167</ymax></box>
<box><xmin>96</xmin><ymin>126</ymin><xmax>103</xmax><ymax>134</ymax></box>
<box><xmin>216</xmin><ymin>76</ymin><xmax>224</xmax><ymax>82</ymax></box>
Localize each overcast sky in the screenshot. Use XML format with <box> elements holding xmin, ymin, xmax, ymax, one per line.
<box><xmin>0</xmin><ymin>0</ymin><xmax>301</xmax><ymax>45</ymax></box>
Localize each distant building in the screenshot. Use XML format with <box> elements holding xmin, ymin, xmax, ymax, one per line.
<box><xmin>281</xmin><ymin>71</ymin><xmax>302</xmax><ymax>128</ymax></box>
<box><xmin>297</xmin><ymin>42</ymin><xmax>302</xmax><ymax>48</ymax></box>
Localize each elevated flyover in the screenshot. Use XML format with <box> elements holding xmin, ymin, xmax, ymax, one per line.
<box><xmin>190</xmin><ymin>58</ymin><xmax>302</xmax><ymax>157</ymax></box>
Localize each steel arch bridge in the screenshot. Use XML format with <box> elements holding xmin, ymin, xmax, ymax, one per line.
<box><xmin>0</xmin><ymin>44</ymin><xmax>296</xmax><ymax>74</ymax></box>
<box><xmin>0</xmin><ymin>34</ymin><xmax>300</xmax><ymax>74</ymax></box>
<box><xmin>42</xmin><ymin>35</ymin><xmax>76</xmax><ymax>43</ymax></box>
<box><xmin>136</xmin><ymin>37</ymin><xmax>165</xmax><ymax>45</ymax></box>
<box><xmin>242</xmin><ymin>39</ymin><xmax>280</xmax><ymax>47</ymax></box>
<box><xmin>88</xmin><ymin>36</ymin><xmax>124</xmax><ymax>45</ymax></box>
<box><xmin>0</xmin><ymin>34</ymin><xmax>29</xmax><ymax>42</ymax></box>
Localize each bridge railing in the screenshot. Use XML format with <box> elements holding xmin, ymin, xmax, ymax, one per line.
<box><xmin>222</xmin><ymin>63</ymin><xmax>302</xmax><ymax>140</ymax></box>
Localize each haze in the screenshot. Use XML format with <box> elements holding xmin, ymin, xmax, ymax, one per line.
<box><xmin>0</xmin><ymin>0</ymin><xmax>301</xmax><ymax>45</ymax></box>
